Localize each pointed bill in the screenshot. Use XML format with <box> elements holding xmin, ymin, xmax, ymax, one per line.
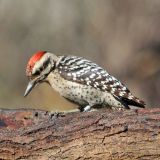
<box><xmin>24</xmin><ymin>81</ymin><xmax>36</xmax><ymax>97</ymax></box>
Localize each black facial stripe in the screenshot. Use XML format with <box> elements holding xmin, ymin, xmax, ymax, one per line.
<box><xmin>32</xmin><ymin>70</ymin><xmax>40</xmax><ymax>76</ymax></box>
<box><xmin>43</xmin><ymin>58</ymin><xmax>56</xmax><ymax>76</ymax></box>
<box><xmin>43</xmin><ymin>58</ymin><xmax>50</xmax><ymax>69</ymax></box>
<box><xmin>32</xmin><ymin>59</ymin><xmax>52</xmax><ymax>77</ymax></box>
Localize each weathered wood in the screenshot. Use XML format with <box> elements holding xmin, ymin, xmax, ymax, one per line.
<box><xmin>0</xmin><ymin>108</ymin><xmax>160</xmax><ymax>160</ymax></box>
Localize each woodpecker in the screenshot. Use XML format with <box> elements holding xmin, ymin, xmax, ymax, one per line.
<box><xmin>24</xmin><ymin>51</ymin><xmax>145</xmax><ymax>111</ymax></box>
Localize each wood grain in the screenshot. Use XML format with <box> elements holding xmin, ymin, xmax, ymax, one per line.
<box><xmin>0</xmin><ymin>108</ymin><xmax>160</xmax><ymax>160</ymax></box>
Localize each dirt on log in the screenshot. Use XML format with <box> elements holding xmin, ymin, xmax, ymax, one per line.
<box><xmin>0</xmin><ymin>108</ymin><xmax>160</xmax><ymax>160</ymax></box>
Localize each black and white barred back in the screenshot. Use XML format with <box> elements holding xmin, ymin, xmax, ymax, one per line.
<box><xmin>57</xmin><ymin>55</ymin><xmax>145</xmax><ymax>108</ymax></box>
<box><xmin>25</xmin><ymin>51</ymin><xmax>146</xmax><ymax>111</ymax></box>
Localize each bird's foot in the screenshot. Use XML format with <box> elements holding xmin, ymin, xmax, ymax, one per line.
<box><xmin>83</xmin><ymin>105</ymin><xmax>94</xmax><ymax>112</ymax></box>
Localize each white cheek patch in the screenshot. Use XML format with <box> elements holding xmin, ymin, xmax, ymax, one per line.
<box><xmin>32</xmin><ymin>53</ymin><xmax>50</xmax><ymax>74</ymax></box>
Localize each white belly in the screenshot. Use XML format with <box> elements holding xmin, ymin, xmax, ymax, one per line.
<box><xmin>47</xmin><ymin>71</ymin><xmax>101</xmax><ymax>105</ymax></box>
<box><xmin>47</xmin><ymin>70</ymin><xmax>123</xmax><ymax>108</ymax></box>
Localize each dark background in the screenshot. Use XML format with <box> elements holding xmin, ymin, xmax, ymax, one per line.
<box><xmin>0</xmin><ymin>0</ymin><xmax>159</xmax><ymax>111</ymax></box>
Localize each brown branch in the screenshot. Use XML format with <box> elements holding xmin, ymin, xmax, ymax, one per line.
<box><xmin>0</xmin><ymin>108</ymin><xmax>160</xmax><ymax>160</ymax></box>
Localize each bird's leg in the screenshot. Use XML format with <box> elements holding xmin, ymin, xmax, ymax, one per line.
<box><xmin>79</xmin><ymin>104</ymin><xmax>98</xmax><ymax>112</ymax></box>
<box><xmin>83</xmin><ymin>105</ymin><xmax>92</xmax><ymax>112</ymax></box>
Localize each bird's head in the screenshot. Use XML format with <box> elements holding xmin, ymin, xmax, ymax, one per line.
<box><xmin>24</xmin><ymin>51</ymin><xmax>58</xmax><ymax>97</ymax></box>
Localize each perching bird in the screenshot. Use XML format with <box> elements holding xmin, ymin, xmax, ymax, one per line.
<box><xmin>24</xmin><ymin>51</ymin><xmax>145</xmax><ymax>111</ymax></box>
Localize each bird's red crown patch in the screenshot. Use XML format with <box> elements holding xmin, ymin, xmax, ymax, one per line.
<box><xmin>26</xmin><ymin>51</ymin><xmax>46</xmax><ymax>76</ymax></box>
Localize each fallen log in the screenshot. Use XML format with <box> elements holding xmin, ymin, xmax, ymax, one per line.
<box><xmin>0</xmin><ymin>108</ymin><xmax>160</xmax><ymax>160</ymax></box>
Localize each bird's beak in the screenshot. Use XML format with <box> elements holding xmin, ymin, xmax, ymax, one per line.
<box><xmin>24</xmin><ymin>80</ymin><xmax>36</xmax><ymax>97</ymax></box>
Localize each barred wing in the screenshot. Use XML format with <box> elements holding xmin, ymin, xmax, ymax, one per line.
<box><xmin>57</xmin><ymin>55</ymin><xmax>145</xmax><ymax>107</ymax></box>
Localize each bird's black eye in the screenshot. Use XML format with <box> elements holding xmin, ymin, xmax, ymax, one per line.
<box><xmin>39</xmin><ymin>67</ymin><xmax>43</xmax><ymax>72</ymax></box>
<box><xmin>33</xmin><ymin>70</ymin><xmax>40</xmax><ymax>76</ymax></box>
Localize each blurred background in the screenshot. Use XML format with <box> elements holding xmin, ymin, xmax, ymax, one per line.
<box><xmin>0</xmin><ymin>0</ymin><xmax>159</xmax><ymax>111</ymax></box>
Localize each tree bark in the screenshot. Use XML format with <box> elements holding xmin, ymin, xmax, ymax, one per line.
<box><xmin>0</xmin><ymin>108</ymin><xmax>160</xmax><ymax>160</ymax></box>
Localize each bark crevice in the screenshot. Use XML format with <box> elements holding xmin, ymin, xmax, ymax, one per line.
<box><xmin>0</xmin><ymin>108</ymin><xmax>160</xmax><ymax>160</ymax></box>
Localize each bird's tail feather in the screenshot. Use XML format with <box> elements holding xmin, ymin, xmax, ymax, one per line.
<box><xmin>121</xmin><ymin>97</ymin><xmax>145</xmax><ymax>108</ymax></box>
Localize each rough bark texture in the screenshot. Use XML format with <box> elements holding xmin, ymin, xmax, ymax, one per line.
<box><xmin>0</xmin><ymin>108</ymin><xmax>160</xmax><ymax>160</ymax></box>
